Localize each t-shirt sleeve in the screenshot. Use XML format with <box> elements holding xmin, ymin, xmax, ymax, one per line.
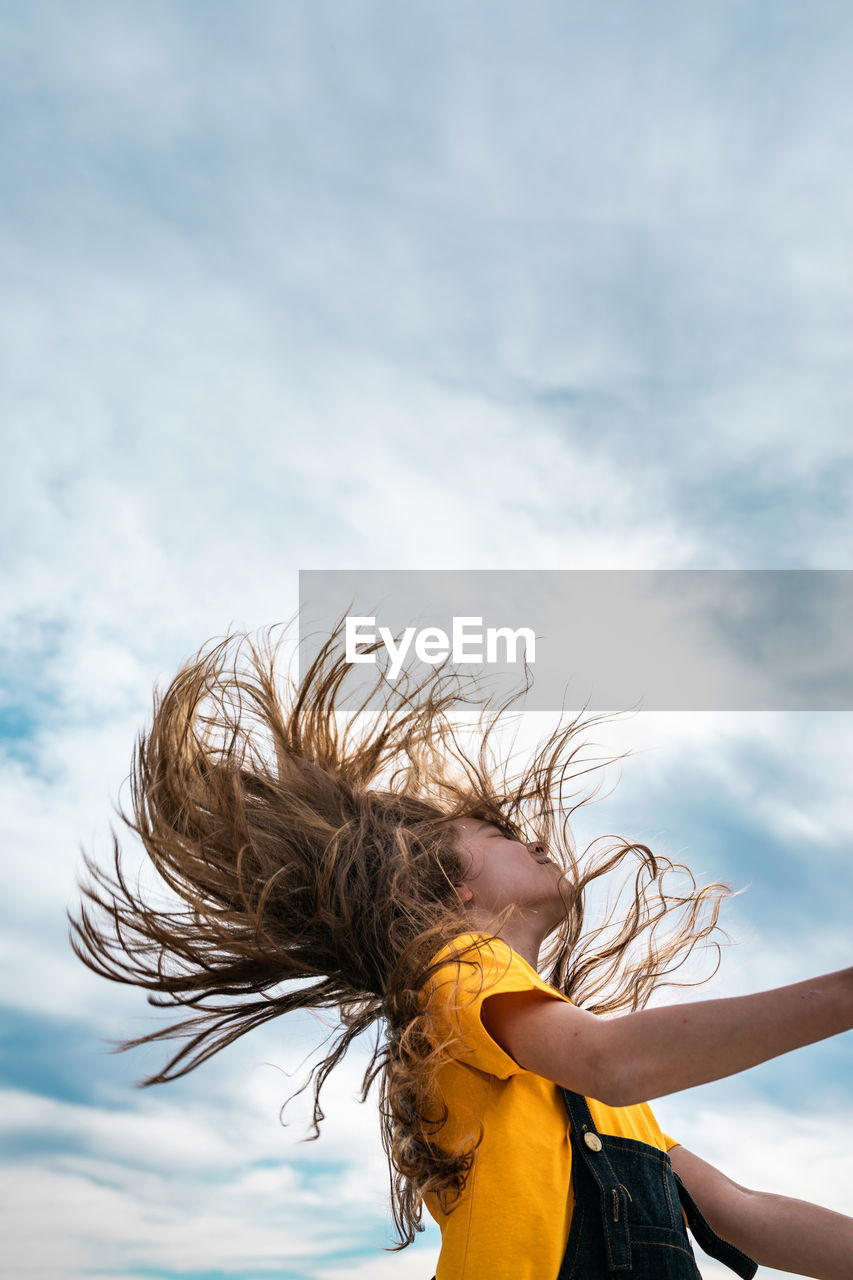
<box><xmin>661</xmin><ymin>1133</ymin><xmax>680</xmax><ymax>1151</ymax></box>
<box><xmin>427</xmin><ymin>935</ymin><xmax>570</xmax><ymax>1079</ymax></box>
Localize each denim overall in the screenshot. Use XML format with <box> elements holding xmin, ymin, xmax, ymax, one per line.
<box><xmin>555</xmin><ymin>1087</ymin><xmax>758</xmax><ymax>1278</ymax></box>
<box><xmin>428</xmin><ymin>1088</ymin><xmax>758</xmax><ymax>1279</ymax></box>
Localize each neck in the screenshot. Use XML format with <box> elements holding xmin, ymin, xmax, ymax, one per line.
<box><xmin>465</xmin><ymin>907</ymin><xmax>553</xmax><ymax>971</ymax></box>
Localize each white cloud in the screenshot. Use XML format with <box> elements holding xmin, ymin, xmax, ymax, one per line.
<box><xmin>2</xmin><ymin>1081</ymin><xmax>849</xmax><ymax>1280</ymax></box>
<box><xmin>3</xmin><ymin>3</ymin><xmax>853</xmax><ymax>1276</ymax></box>
<box><xmin>0</xmin><ymin>1045</ymin><xmax>439</xmax><ymax>1277</ymax></box>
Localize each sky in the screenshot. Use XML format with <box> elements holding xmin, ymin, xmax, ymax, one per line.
<box><xmin>2</xmin><ymin>2</ymin><xmax>853</xmax><ymax>1277</ymax></box>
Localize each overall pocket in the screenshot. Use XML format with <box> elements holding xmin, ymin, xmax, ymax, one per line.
<box><xmin>598</xmin><ymin>1137</ymin><xmax>683</xmax><ymax>1233</ymax></box>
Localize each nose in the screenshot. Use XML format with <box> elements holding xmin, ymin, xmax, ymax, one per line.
<box><xmin>528</xmin><ymin>841</ymin><xmax>547</xmax><ymax>856</ymax></box>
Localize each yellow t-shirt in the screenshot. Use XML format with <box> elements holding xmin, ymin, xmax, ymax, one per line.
<box><xmin>422</xmin><ymin>933</ymin><xmax>679</xmax><ymax>1280</ymax></box>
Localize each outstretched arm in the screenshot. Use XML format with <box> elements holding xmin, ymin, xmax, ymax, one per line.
<box><xmin>669</xmin><ymin>1144</ymin><xmax>853</xmax><ymax>1280</ymax></box>
<box><xmin>480</xmin><ymin>966</ymin><xmax>853</xmax><ymax>1105</ymax></box>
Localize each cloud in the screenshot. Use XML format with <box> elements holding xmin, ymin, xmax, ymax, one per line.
<box><xmin>0</xmin><ymin>1044</ymin><xmax>440</xmax><ymax>1278</ymax></box>
<box><xmin>3</xmin><ymin>2</ymin><xmax>853</xmax><ymax>1276</ymax></box>
<box><xmin>3</xmin><ymin>1079</ymin><xmax>850</xmax><ymax>1279</ymax></box>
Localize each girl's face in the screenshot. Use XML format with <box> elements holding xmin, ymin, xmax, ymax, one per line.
<box><xmin>450</xmin><ymin>818</ymin><xmax>568</xmax><ymax>929</ymax></box>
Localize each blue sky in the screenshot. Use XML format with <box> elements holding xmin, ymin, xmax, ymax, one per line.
<box><xmin>2</xmin><ymin>3</ymin><xmax>853</xmax><ymax>1277</ymax></box>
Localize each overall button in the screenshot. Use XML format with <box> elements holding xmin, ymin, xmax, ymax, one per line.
<box><xmin>583</xmin><ymin>1132</ymin><xmax>602</xmax><ymax>1151</ymax></box>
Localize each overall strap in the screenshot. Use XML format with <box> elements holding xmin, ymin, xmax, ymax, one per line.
<box><xmin>672</xmin><ymin>1173</ymin><xmax>758</xmax><ymax>1280</ymax></box>
<box><xmin>560</xmin><ymin>1088</ymin><xmax>632</xmax><ymax>1271</ymax></box>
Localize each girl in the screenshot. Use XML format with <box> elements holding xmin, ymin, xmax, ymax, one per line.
<box><xmin>70</xmin><ymin>622</ymin><xmax>853</xmax><ymax>1280</ymax></box>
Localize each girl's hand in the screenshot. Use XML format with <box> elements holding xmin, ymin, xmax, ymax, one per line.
<box><xmin>669</xmin><ymin>1144</ymin><xmax>853</xmax><ymax>1280</ymax></box>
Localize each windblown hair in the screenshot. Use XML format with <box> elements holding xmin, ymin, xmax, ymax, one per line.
<box><xmin>70</xmin><ymin>616</ymin><xmax>731</xmax><ymax>1247</ymax></box>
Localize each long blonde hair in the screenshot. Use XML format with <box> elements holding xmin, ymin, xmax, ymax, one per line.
<box><xmin>69</xmin><ymin>617</ymin><xmax>731</xmax><ymax>1246</ymax></box>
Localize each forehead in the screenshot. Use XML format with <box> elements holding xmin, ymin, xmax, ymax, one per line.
<box><xmin>449</xmin><ymin>817</ymin><xmax>496</xmax><ymax>838</ymax></box>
